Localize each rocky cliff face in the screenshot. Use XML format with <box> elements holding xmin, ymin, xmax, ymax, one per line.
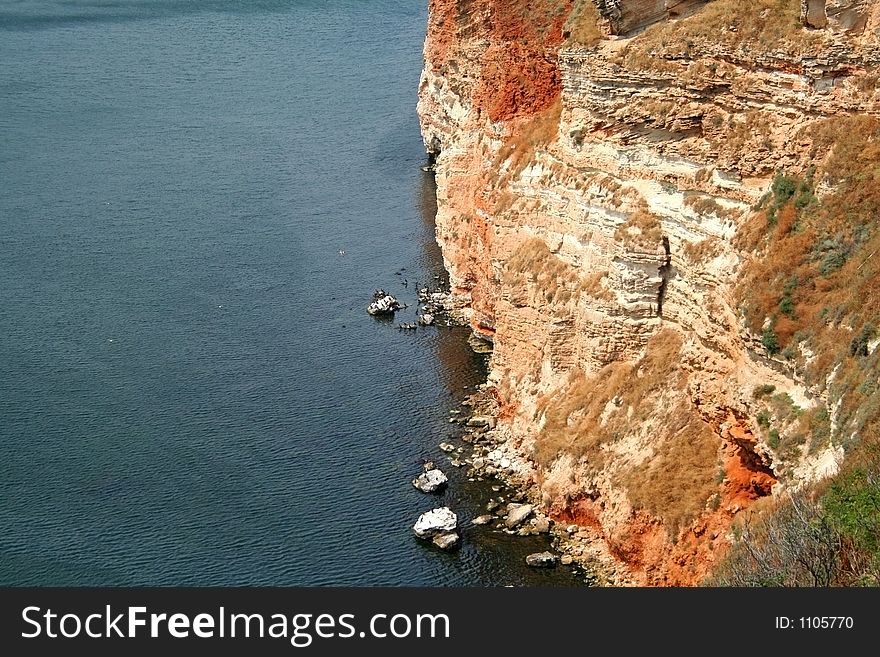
<box><xmin>418</xmin><ymin>0</ymin><xmax>880</xmax><ymax>584</ymax></box>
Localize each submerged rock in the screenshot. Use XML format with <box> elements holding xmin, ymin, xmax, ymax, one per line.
<box><xmin>525</xmin><ymin>551</ymin><xmax>558</xmax><ymax>568</ymax></box>
<box><xmin>472</xmin><ymin>514</ymin><xmax>495</xmax><ymax>526</ymax></box>
<box><xmin>431</xmin><ymin>532</ymin><xmax>459</xmax><ymax>550</ymax></box>
<box><xmin>412</xmin><ymin>468</ymin><xmax>448</xmax><ymax>493</ymax></box>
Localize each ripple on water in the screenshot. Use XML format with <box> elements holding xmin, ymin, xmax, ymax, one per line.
<box><xmin>0</xmin><ymin>0</ymin><xmax>586</xmax><ymax>587</ymax></box>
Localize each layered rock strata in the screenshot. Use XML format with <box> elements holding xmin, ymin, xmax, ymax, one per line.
<box><xmin>418</xmin><ymin>0</ymin><xmax>880</xmax><ymax>584</ymax></box>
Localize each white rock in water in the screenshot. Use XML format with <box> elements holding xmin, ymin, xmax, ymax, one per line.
<box><xmin>367</xmin><ymin>295</ymin><xmax>400</xmax><ymax>315</ymax></box>
<box><xmin>413</xmin><ymin>507</ymin><xmax>458</xmax><ymax>538</ymax></box>
<box><xmin>438</xmin><ymin>442</ymin><xmax>456</xmax><ymax>453</ymax></box>
<box><xmin>472</xmin><ymin>514</ymin><xmax>495</xmax><ymax>526</ymax></box>
<box><xmin>526</xmin><ymin>551</ymin><xmax>558</xmax><ymax>568</ymax></box>
<box><xmin>412</xmin><ymin>468</ymin><xmax>448</xmax><ymax>493</ymax></box>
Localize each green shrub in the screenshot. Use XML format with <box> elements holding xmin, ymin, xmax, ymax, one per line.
<box><xmin>779</xmin><ymin>296</ymin><xmax>794</xmax><ymax>317</ymax></box>
<box><xmin>753</xmin><ymin>384</ymin><xmax>776</xmax><ymax>399</ymax></box>
<box><xmin>849</xmin><ymin>324</ymin><xmax>876</xmax><ymax>358</ymax></box>
<box><xmin>771</xmin><ymin>172</ymin><xmax>798</xmax><ymax>204</ymax></box>
<box><xmin>823</xmin><ymin>461</ymin><xmax>880</xmax><ymax>584</ymax></box>
<box><xmin>762</xmin><ymin>326</ymin><xmax>780</xmax><ymax>355</ymax></box>
<box><xmin>705</xmin><ymin>493</ymin><xmax>841</xmax><ymax>587</ymax></box>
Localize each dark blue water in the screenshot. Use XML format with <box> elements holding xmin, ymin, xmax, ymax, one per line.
<box><xmin>0</xmin><ymin>0</ymin><xmax>584</xmax><ymax>586</ymax></box>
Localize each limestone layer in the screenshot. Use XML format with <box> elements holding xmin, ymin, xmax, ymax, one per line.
<box><xmin>418</xmin><ymin>0</ymin><xmax>880</xmax><ymax>584</ymax></box>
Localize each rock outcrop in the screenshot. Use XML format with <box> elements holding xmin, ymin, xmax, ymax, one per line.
<box><xmin>418</xmin><ymin>0</ymin><xmax>880</xmax><ymax>584</ymax></box>
<box><xmin>413</xmin><ymin>507</ymin><xmax>460</xmax><ymax>550</ymax></box>
<box><xmin>412</xmin><ymin>468</ymin><xmax>449</xmax><ymax>494</ymax></box>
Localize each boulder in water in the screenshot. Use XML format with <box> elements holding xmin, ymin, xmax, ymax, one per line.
<box><xmin>412</xmin><ymin>468</ymin><xmax>448</xmax><ymax>494</ymax></box>
<box><xmin>367</xmin><ymin>294</ymin><xmax>401</xmax><ymax>315</ymax></box>
<box><xmin>412</xmin><ymin>507</ymin><xmax>459</xmax><ymax>551</ymax></box>
<box><xmin>525</xmin><ymin>551</ymin><xmax>558</xmax><ymax>568</ymax></box>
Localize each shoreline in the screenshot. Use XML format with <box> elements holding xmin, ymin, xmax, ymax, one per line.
<box><xmin>435</xmin><ymin>372</ymin><xmax>617</xmax><ymax>586</ymax></box>
<box><xmin>454</xmin><ymin>381</ymin><xmax>635</xmax><ymax>586</ymax></box>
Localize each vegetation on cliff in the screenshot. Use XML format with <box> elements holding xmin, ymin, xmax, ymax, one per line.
<box><xmin>718</xmin><ymin>114</ymin><xmax>880</xmax><ymax>586</ymax></box>
<box><xmin>547</xmin><ymin>0</ymin><xmax>880</xmax><ymax>586</ymax></box>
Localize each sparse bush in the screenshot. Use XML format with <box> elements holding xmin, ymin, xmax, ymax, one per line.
<box><xmin>823</xmin><ymin>451</ymin><xmax>880</xmax><ymax>585</ymax></box>
<box><xmin>615</xmin><ymin>204</ymin><xmax>663</xmax><ymax>250</ymax></box>
<box><xmin>849</xmin><ymin>324</ymin><xmax>876</xmax><ymax>358</ymax></box>
<box><xmin>708</xmin><ymin>448</ymin><xmax>880</xmax><ymax>586</ymax></box>
<box><xmin>762</xmin><ymin>326</ymin><xmax>780</xmax><ymax>355</ymax></box>
<box><xmin>706</xmin><ymin>492</ymin><xmax>842</xmax><ymax>587</ymax></box>
<box><xmin>753</xmin><ymin>384</ymin><xmax>777</xmax><ymax>399</ymax></box>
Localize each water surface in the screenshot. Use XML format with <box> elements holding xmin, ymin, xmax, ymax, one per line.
<box><xmin>0</xmin><ymin>0</ymin><xmax>585</xmax><ymax>586</ymax></box>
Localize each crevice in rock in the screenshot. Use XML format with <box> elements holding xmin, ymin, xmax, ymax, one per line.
<box><xmin>426</xmin><ymin>136</ymin><xmax>441</xmax><ymax>163</ymax></box>
<box><xmin>724</xmin><ymin>412</ymin><xmax>777</xmax><ymax>498</ymax></box>
<box><xmin>656</xmin><ymin>235</ymin><xmax>671</xmax><ymax>317</ymax></box>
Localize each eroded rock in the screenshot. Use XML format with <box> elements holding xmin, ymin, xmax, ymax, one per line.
<box><xmin>525</xmin><ymin>551</ymin><xmax>559</xmax><ymax>568</ymax></box>
<box><xmin>412</xmin><ymin>468</ymin><xmax>448</xmax><ymax>494</ymax></box>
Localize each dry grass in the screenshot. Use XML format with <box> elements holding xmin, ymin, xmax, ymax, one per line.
<box><xmin>736</xmin><ymin>115</ymin><xmax>880</xmax><ymax>457</ymax></box>
<box><xmin>634</xmin><ymin>0</ymin><xmax>814</xmax><ymax>56</ymax></box>
<box><xmin>683</xmin><ymin>238</ymin><xmax>720</xmax><ymax>263</ymax></box>
<box><xmin>581</xmin><ymin>269</ymin><xmax>614</xmax><ymax>301</ymax></box>
<box><xmin>494</xmin><ymin>97</ymin><xmax>562</xmax><ymax>181</ymax></box>
<box><xmin>534</xmin><ymin>331</ymin><xmax>683</xmax><ymax>464</ymax></box>
<box><xmin>625</xmin><ymin>416</ymin><xmax>721</xmax><ymax>537</ymax></box>
<box><xmin>684</xmin><ymin>194</ymin><xmax>740</xmax><ymax>221</ymax></box>
<box><xmin>503</xmin><ymin>237</ymin><xmax>582</xmax><ymax>307</ymax></box>
<box><xmin>532</xmin><ymin>326</ymin><xmax>724</xmax><ymax>535</ymax></box>
<box><xmin>611</xmin><ymin>1</ymin><xmax>821</xmax><ymax>83</ymax></box>
<box><xmin>533</xmin><ymin>329</ymin><xmax>721</xmax><ymax>530</ymax></box>
<box><xmin>614</xmin><ymin>205</ymin><xmax>663</xmax><ymax>250</ymax></box>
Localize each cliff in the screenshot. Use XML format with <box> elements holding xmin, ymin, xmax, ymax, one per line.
<box><xmin>418</xmin><ymin>0</ymin><xmax>880</xmax><ymax>585</ymax></box>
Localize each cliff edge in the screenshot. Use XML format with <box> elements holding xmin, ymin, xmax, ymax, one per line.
<box><xmin>418</xmin><ymin>0</ymin><xmax>880</xmax><ymax>585</ymax></box>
